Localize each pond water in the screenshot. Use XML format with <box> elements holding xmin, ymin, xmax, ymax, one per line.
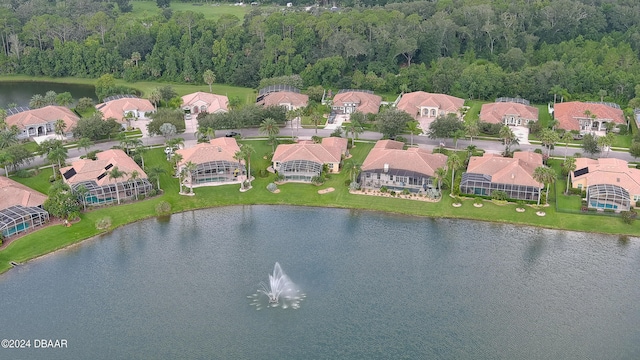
<box><xmin>0</xmin><ymin>81</ymin><xmax>96</xmax><ymax>108</ymax></box>
<box><xmin>0</xmin><ymin>206</ymin><xmax>639</xmax><ymax>359</ymax></box>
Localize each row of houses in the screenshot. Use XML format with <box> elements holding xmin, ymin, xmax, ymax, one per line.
<box><xmin>3</xmin><ymin>136</ymin><xmax>639</xmax><ymax>238</ymax></box>
<box><xmin>4</xmin><ymin>87</ymin><xmax>627</xmax><ymax>141</ymax></box>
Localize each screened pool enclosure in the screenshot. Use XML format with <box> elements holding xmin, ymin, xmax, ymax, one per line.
<box><xmin>360</xmin><ymin>168</ymin><xmax>436</xmax><ymax>193</ymax></box>
<box><xmin>188</xmin><ymin>160</ymin><xmax>245</xmax><ymax>185</ymax></box>
<box><xmin>0</xmin><ymin>205</ymin><xmax>49</xmax><ymax>238</ymax></box>
<box><xmin>586</xmin><ymin>184</ymin><xmax>630</xmax><ymax>211</ymax></box>
<box><xmin>71</xmin><ymin>179</ymin><xmax>153</xmax><ymax>206</ymax></box>
<box><xmin>459</xmin><ymin>173</ymin><xmax>540</xmax><ymax>201</ymax></box>
<box><xmin>278</xmin><ymin>160</ymin><xmax>323</xmax><ymax>182</ymax></box>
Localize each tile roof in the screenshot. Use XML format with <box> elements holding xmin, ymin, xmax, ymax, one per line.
<box><xmin>572</xmin><ymin>158</ymin><xmax>640</xmax><ymax>195</ymax></box>
<box><xmin>0</xmin><ymin>176</ymin><xmax>47</xmax><ymax>210</ymax></box>
<box><xmin>257</xmin><ymin>91</ymin><xmax>308</xmax><ymax>108</ymax></box>
<box><xmin>362</xmin><ymin>140</ymin><xmax>447</xmax><ymax>176</ymax></box>
<box><xmin>96</xmin><ymin>98</ymin><xmax>155</xmax><ymax>123</ymax></box>
<box><xmin>5</xmin><ymin>105</ymin><xmax>79</xmax><ymax>132</ymax></box>
<box><xmin>466</xmin><ymin>151</ymin><xmax>543</xmax><ymax>188</ymax></box>
<box><xmin>332</xmin><ymin>91</ymin><xmax>382</xmax><ymax>114</ymax></box>
<box><xmin>480</xmin><ymin>102</ymin><xmax>539</xmax><ymax>124</ymax></box>
<box><xmin>181</xmin><ymin>92</ymin><xmax>229</xmax><ymax>113</ymax></box>
<box><xmin>273</xmin><ymin>141</ymin><xmax>344</xmax><ymax>164</ymax></box>
<box><xmin>175</xmin><ymin>137</ymin><xmax>241</xmax><ymax>167</ymax></box>
<box><xmin>320</xmin><ymin>137</ymin><xmax>348</xmax><ymax>156</ymax></box>
<box><xmin>396</xmin><ymin>91</ymin><xmax>464</xmax><ymax>118</ymax></box>
<box><xmin>554</xmin><ymin>101</ymin><xmax>624</xmax><ymax>131</ymax></box>
<box><xmin>60</xmin><ymin>149</ymin><xmax>147</xmax><ymax>186</ymax></box>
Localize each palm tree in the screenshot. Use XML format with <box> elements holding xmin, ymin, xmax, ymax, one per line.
<box><xmin>29</xmin><ymin>94</ymin><xmax>45</xmax><ymax>108</ymax></box>
<box><xmin>0</xmin><ymin>151</ymin><xmax>14</xmax><ymax>176</ymax></box>
<box><xmin>178</xmin><ymin>169</ymin><xmax>187</xmax><ymax>194</ymax></box>
<box><xmin>195</xmin><ymin>126</ymin><xmax>216</xmax><ymax>142</ymax></box>
<box><xmin>234</xmin><ymin>150</ymin><xmax>246</xmax><ymax>190</ymax></box>
<box><xmin>75</xmin><ymin>184</ymin><xmax>89</xmax><ymax>211</ymax></box>
<box><xmin>346</xmin><ymin>160</ymin><xmax>361</xmax><ymax>183</ymax></box>
<box><xmin>549</xmin><ymin>85</ymin><xmax>563</xmax><ymax>105</ymax></box>
<box><xmin>108</xmin><ymin>166</ymin><xmax>127</xmax><ymax>204</ymax></box>
<box><xmin>447</xmin><ymin>153</ymin><xmax>462</xmax><ymax>191</ymax></box>
<box><xmin>406</xmin><ymin>121</ymin><xmax>420</xmax><ymax>146</ymax></box>
<box><xmin>259</xmin><ymin>118</ymin><xmax>280</xmax><ymax>152</ymax></box>
<box><xmin>77</xmin><ymin>137</ymin><xmax>94</xmax><ymax>157</ymax></box>
<box><xmin>499</xmin><ymin>125</ymin><xmax>518</xmax><ymax>154</ymax></box>
<box><xmin>311</xmin><ymin>113</ymin><xmax>323</xmax><ymax>134</ymax></box>
<box><xmin>241</xmin><ymin>143</ymin><xmax>254</xmax><ymax>187</ymax></box>
<box><xmin>147</xmin><ymin>166</ymin><xmax>166</xmax><ymax>191</ymax></box>
<box><xmin>465</xmin><ymin>122</ymin><xmax>479</xmax><ymax>143</ymax></box>
<box><xmin>533</xmin><ymin>166</ymin><xmax>556</xmax><ymax>206</ymax></box>
<box><xmin>203</xmin><ymin>69</ymin><xmax>216</xmax><ymax>92</ymax></box>
<box><xmin>129</xmin><ymin>170</ymin><xmax>140</xmax><ymax>200</ymax></box>
<box><xmin>184</xmin><ymin>161</ymin><xmax>197</xmax><ymax>194</ymax></box>
<box><xmin>561</xmin><ymin>131</ymin><xmax>572</xmax><ymax>159</ymax></box>
<box><xmin>148</xmin><ymin>89</ymin><xmax>162</xmax><ymax>110</ymax></box>
<box><xmin>131</xmin><ymin>51</ymin><xmax>141</xmax><ymax>67</ymax></box>
<box><xmin>167</xmin><ymin>137</ymin><xmax>184</xmax><ymax>151</ymax></box>
<box><xmin>597</xmin><ymin>132</ymin><xmax>615</xmax><ymax>157</ymax></box>
<box><xmin>563</xmin><ymin>156</ymin><xmax>576</xmax><ymax>194</ymax></box>
<box><xmin>47</xmin><ymin>145</ymin><xmax>68</xmax><ymax>177</ymax></box>
<box><xmin>0</xmin><ymin>127</ymin><xmax>19</xmax><ymax>149</ymax></box>
<box><xmin>539</xmin><ymin>128</ymin><xmax>560</xmax><ymax>157</ymax></box>
<box><xmin>434</xmin><ymin>167</ymin><xmax>447</xmax><ymax>192</ymax></box>
<box><xmin>133</xmin><ymin>143</ymin><xmax>147</xmax><ymax>169</ymax></box>
<box><xmin>452</xmin><ymin>129</ymin><xmax>466</xmax><ymax>149</ymax></box>
<box><xmin>466</xmin><ymin>145</ymin><xmax>477</xmax><ymax>159</ymax></box>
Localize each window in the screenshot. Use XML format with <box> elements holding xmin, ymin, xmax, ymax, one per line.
<box><xmin>577</xmin><ymin>184</ymin><xmax>583</xmax><ymax>189</ymax></box>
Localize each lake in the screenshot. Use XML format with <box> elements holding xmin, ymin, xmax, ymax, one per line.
<box><xmin>0</xmin><ymin>206</ymin><xmax>639</xmax><ymax>359</ymax></box>
<box><xmin>0</xmin><ymin>81</ymin><xmax>96</xmax><ymax>108</ymax></box>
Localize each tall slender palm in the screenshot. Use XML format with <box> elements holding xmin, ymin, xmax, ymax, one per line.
<box><xmin>563</xmin><ymin>156</ymin><xmax>577</xmax><ymax>194</ymax></box>
<box><xmin>406</xmin><ymin>121</ymin><xmax>420</xmax><ymax>146</ymax></box>
<box><xmin>241</xmin><ymin>144</ymin><xmax>254</xmax><ymax>187</ymax></box>
<box><xmin>311</xmin><ymin>113</ymin><xmax>322</xmax><ymax>134</ymax></box>
<box><xmin>108</xmin><ymin>166</ymin><xmax>127</xmax><ymax>204</ymax></box>
<box><xmin>147</xmin><ymin>166</ymin><xmax>166</xmax><ymax>191</ymax></box>
<box><xmin>466</xmin><ymin>145</ymin><xmax>477</xmax><ymax>159</ymax></box>
<box><xmin>75</xmin><ymin>184</ymin><xmax>89</xmax><ymax>211</ymax></box>
<box><xmin>29</xmin><ymin>94</ymin><xmax>45</xmax><ymax>108</ymax></box>
<box><xmin>0</xmin><ymin>151</ymin><xmax>14</xmax><ymax>176</ymax></box>
<box><xmin>203</xmin><ymin>69</ymin><xmax>216</xmax><ymax>92</ymax></box>
<box><xmin>259</xmin><ymin>118</ymin><xmax>280</xmax><ymax>152</ymax></box>
<box><xmin>434</xmin><ymin>167</ymin><xmax>447</xmax><ymax>192</ymax></box>
<box><xmin>465</xmin><ymin>122</ymin><xmax>479</xmax><ymax>143</ymax></box>
<box><xmin>499</xmin><ymin>125</ymin><xmax>518</xmax><ymax>154</ymax></box>
<box><xmin>447</xmin><ymin>153</ymin><xmax>462</xmax><ymax>191</ymax></box>
<box><xmin>133</xmin><ymin>143</ymin><xmax>147</xmax><ymax>169</ymax></box>
<box><xmin>129</xmin><ymin>170</ymin><xmax>140</xmax><ymax>200</ymax></box>
<box><xmin>533</xmin><ymin>166</ymin><xmax>556</xmax><ymax>206</ymax></box>
<box><xmin>234</xmin><ymin>150</ymin><xmax>246</xmax><ymax>190</ymax></box>
<box><xmin>539</xmin><ymin>128</ymin><xmax>560</xmax><ymax>157</ymax></box>
<box><xmin>346</xmin><ymin>160</ymin><xmax>361</xmax><ymax>183</ymax></box>
<box><xmin>184</xmin><ymin>161</ymin><xmax>197</xmax><ymax>194</ymax></box>
<box><xmin>47</xmin><ymin>146</ymin><xmax>68</xmax><ymax>177</ymax></box>
<box><xmin>561</xmin><ymin>131</ymin><xmax>572</xmax><ymax>159</ymax></box>
<box><xmin>148</xmin><ymin>89</ymin><xmax>162</xmax><ymax>110</ymax></box>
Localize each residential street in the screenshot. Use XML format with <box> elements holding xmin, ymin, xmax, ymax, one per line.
<box><xmin>21</xmin><ymin>123</ymin><xmax>638</xmax><ymax>171</ymax></box>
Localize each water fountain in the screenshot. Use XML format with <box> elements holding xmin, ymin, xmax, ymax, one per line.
<box><xmin>248</xmin><ymin>262</ymin><xmax>305</xmax><ymax>310</ymax></box>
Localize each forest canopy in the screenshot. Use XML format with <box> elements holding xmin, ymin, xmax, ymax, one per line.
<box><xmin>1</xmin><ymin>0</ymin><xmax>640</xmax><ymax>105</ymax></box>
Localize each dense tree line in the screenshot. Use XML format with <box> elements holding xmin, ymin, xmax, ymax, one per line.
<box><xmin>2</xmin><ymin>0</ymin><xmax>640</xmax><ymax>105</ymax></box>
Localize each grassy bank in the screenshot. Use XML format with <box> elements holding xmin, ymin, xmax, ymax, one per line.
<box><xmin>2</xmin><ymin>139</ymin><xmax>639</xmax><ymax>275</ymax></box>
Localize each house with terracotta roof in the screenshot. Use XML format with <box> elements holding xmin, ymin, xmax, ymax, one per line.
<box><xmin>60</xmin><ymin>149</ymin><xmax>152</xmax><ymax>206</ymax></box>
<box><xmin>459</xmin><ymin>151</ymin><xmax>543</xmax><ymax>201</ymax></box>
<box><xmin>396</xmin><ymin>91</ymin><xmax>465</xmax><ymax>133</ymax></box>
<box><xmin>553</xmin><ymin>101</ymin><xmax>625</xmax><ymax>134</ymax></box>
<box><xmin>181</xmin><ymin>92</ymin><xmax>229</xmax><ymax>115</ymax></box>
<box><xmin>5</xmin><ymin>105</ymin><xmax>79</xmax><ymax>139</ymax></box>
<box><xmin>359</xmin><ymin>140</ymin><xmax>447</xmax><ymax>193</ymax></box>
<box><xmin>480</xmin><ymin>101</ymin><xmax>538</xmax><ymax>126</ymax></box>
<box><xmin>272</xmin><ymin>137</ymin><xmax>348</xmax><ymax>182</ymax></box>
<box><xmin>174</xmin><ymin>137</ymin><xmax>245</xmax><ymax>187</ymax></box>
<box><xmin>257</xmin><ymin>91</ymin><xmax>308</xmax><ymax>110</ymax></box>
<box><xmin>0</xmin><ymin>176</ymin><xmax>49</xmax><ymax>238</ymax></box>
<box><xmin>571</xmin><ymin>158</ymin><xmax>640</xmax><ymax>212</ymax></box>
<box><xmin>331</xmin><ymin>90</ymin><xmax>382</xmax><ymax>115</ymax></box>
<box><xmin>96</xmin><ymin>96</ymin><xmax>155</xmax><ymax>128</ymax></box>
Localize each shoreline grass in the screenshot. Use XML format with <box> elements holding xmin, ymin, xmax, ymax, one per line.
<box><xmin>2</xmin><ymin>140</ymin><xmax>640</xmax><ymax>275</ymax></box>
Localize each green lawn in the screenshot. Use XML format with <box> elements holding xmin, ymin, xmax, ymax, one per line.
<box><xmin>131</xmin><ymin>2</ymin><xmax>251</xmax><ymax>22</ymax></box>
<box><xmin>4</xmin><ymin>138</ymin><xmax>640</xmax><ymax>275</ymax></box>
<box><xmin>463</xmin><ymin>100</ymin><xmax>486</xmax><ymax>123</ymax></box>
